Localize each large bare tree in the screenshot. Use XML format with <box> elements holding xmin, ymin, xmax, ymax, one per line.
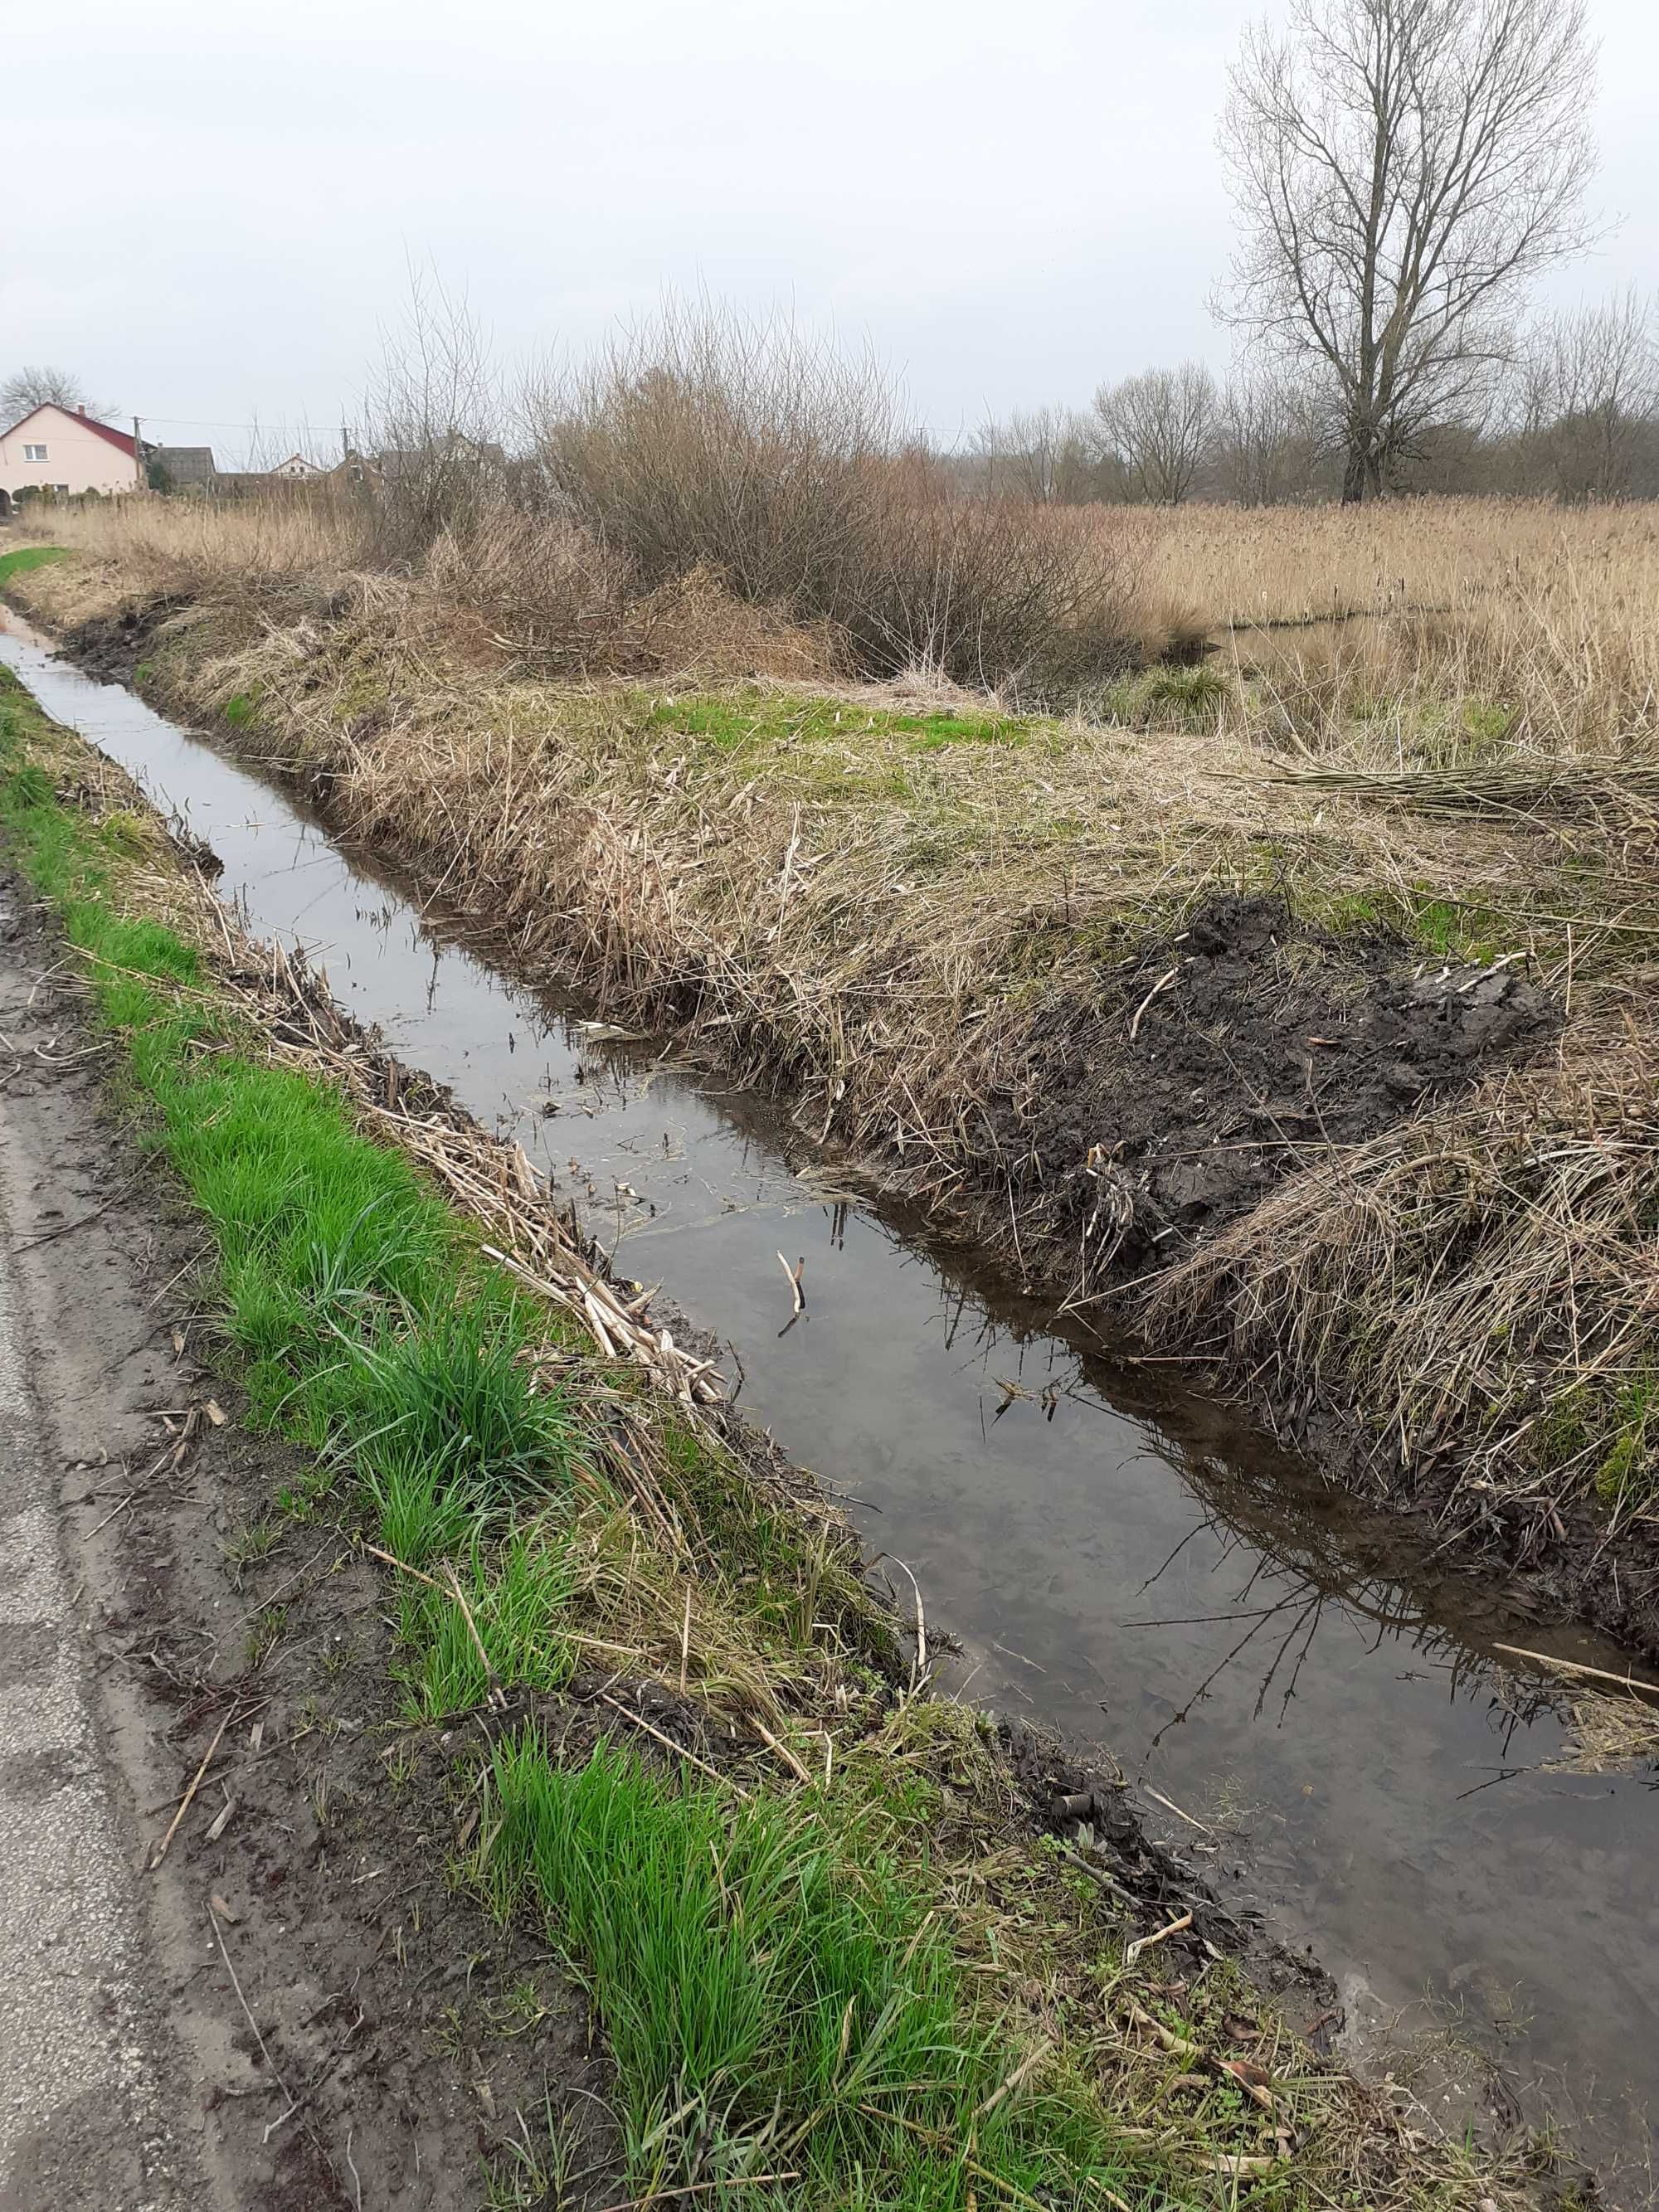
<box><xmin>1216</xmin><ymin>0</ymin><xmax>1600</xmax><ymax>502</ymax></box>
<box><xmin>1092</xmin><ymin>362</ymin><xmax>1217</xmax><ymax>503</ymax></box>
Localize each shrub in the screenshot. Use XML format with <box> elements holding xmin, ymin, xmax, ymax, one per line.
<box><xmin>528</xmin><ymin>300</ymin><xmax>1146</xmax><ymax>702</ymax></box>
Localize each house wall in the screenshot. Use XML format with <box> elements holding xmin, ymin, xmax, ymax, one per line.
<box><xmin>0</xmin><ymin>406</ymin><xmax>139</xmax><ymax>498</ymax></box>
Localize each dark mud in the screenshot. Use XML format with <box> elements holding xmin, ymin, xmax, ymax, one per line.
<box><xmin>995</xmin><ymin>888</ymin><xmax>1555</xmax><ymax>1261</ymax></box>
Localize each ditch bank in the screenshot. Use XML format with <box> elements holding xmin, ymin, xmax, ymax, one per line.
<box><xmin>0</xmin><ymin>642</ymin><xmax>1546</xmax><ymax>2210</ymax></box>
<box><xmin>34</xmin><ymin>574</ymin><xmax>1659</xmax><ymax>1665</ymax></box>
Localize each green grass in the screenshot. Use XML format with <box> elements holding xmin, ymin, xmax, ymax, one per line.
<box><xmin>0</xmin><ymin>543</ymin><xmax>69</xmax><ymax>591</ymax></box>
<box><xmin>1104</xmin><ymin>660</ymin><xmax>1233</xmax><ymax>732</ymax></box>
<box><xmin>398</xmin><ymin>1528</ymin><xmax>580</xmax><ymax>1718</ymax></box>
<box><xmin>647</xmin><ymin>688</ymin><xmax>1027</xmax><ymax>759</ymax></box>
<box><xmin>484</xmin><ymin>1735</ymin><xmax>1125</xmax><ymax>2206</ymax></box>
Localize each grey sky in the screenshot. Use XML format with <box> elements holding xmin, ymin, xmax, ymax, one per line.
<box><xmin>7</xmin><ymin>0</ymin><xmax>1656</xmax><ymax>464</ymax></box>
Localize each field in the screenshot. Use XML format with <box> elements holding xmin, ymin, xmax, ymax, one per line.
<box><xmin>12</xmin><ymin>491</ymin><xmax>1659</xmax><ymax>1656</ymax></box>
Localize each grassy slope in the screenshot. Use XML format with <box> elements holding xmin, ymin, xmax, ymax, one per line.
<box><xmin>0</xmin><ymin>664</ymin><xmax>1527</xmax><ymax>2208</ymax></box>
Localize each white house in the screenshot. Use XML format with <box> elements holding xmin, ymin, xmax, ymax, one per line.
<box><xmin>270</xmin><ymin>452</ymin><xmax>322</xmax><ymax>480</ymax></box>
<box><xmin>0</xmin><ymin>403</ymin><xmax>142</xmax><ymax>512</ymax></box>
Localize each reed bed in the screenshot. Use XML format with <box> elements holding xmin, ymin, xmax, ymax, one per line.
<box><xmin>1108</xmin><ymin>498</ymin><xmax>1659</xmax><ymax>761</ymax></box>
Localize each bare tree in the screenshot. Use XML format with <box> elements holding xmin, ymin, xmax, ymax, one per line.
<box><xmin>1</xmin><ymin>364</ymin><xmax>118</xmax><ymax>428</ymax></box>
<box><xmin>1510</xmin><ymin>289</ymin><xmax>1657</xmax><ymax>500</ymax></box>
<box><xmin>973</xmin><ymin>406</ymin><xmax>1103</xmax><ymax>503</ymax></box>
<box><xmin>1215</xmin><ymin>365</ymin><xmax>1331</xmax><ymax>503</ymax></box>
<box><xmin>1217</xmin><ymin>0</ymin><xmax>1601</xmax><ymax>503</ymax></box>
<box><xmin>1092</xmin><ymin>362</ymin><xmax>1217</xmax><ymax>503</ymax></box>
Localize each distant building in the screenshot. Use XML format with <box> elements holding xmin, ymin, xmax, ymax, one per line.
<box><xmin>270</xmin><ymin>452</ymin><xmax>323</xmax><ymax>480</ymax></box>
<box><xmin>0</xmin><ymin>403</ymin><xmax>141</xmax><ymax>513</ymax></box>
<box><xmin>373</xmin><ymin>432</ymin><xmax>506</xmax><ymax>479</ymax></box>
<box><xmin>147</xmin><ymin>445</ymin><xmax>217</xmax><ymax>493</ymax></box>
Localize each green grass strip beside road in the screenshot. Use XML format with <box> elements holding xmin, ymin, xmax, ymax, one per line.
<box><xmin>0</xmin><ymin>664</ymin><xmax>1155</xmax><ymax>2210</ymax></box>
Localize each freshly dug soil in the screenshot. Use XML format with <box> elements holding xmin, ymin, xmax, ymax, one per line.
<box><xmin>993</xmin><ymin>891</ymin><xmax>1556</xmax><ymax>1265</ymax></box>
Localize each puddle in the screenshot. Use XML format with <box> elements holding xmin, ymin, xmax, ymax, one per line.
<box><xmin>3</xmin><ymin>613</ymin><xmax>1655</xmax><ymax>2187</ymax></box>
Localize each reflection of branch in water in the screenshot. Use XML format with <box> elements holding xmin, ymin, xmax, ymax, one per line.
<box><xmin>1148</xmin><ymin>1587</ymin><xmax>1326</xmax><ymax>1748</ymax></box>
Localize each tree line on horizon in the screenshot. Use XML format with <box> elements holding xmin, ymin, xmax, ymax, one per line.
<box><xmin>970</xmin><ymin>286</ymin><xmax>1659</xmax><ymax>509</ymax></box>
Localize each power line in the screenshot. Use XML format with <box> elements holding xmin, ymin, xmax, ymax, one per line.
<box><xmin>134</xmin><ymin>413</ymin><xmax>343</xmax><ymax>432</ymax></box>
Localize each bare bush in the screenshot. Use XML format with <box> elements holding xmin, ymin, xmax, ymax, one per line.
<box><xmin>971</xmin><ymin>406</ymin><xmax>1107</xmax><ymax>505</ymax></box>
<box><xmin>525</xmin><ymin>301</ymin><xmax>1144</xmax><ymax>697</ymax></box>
<box><xmin>426</xmin><ymin>514</ymin><xmax>835</xmax><ymax>682</ymax></box>
<box><xmin>358</xmin><ymin>267</ymin><xmax>510</xmax><ymax>557</ymax></box>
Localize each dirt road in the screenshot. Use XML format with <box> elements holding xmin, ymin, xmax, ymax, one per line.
<box><xmin>0</xmin><ymin>898</ymin><xmax>215</xmax><ymax>2205</ymax></box>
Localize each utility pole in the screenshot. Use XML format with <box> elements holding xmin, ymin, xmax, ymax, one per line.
<box><xmin>133</xmin><ymin>417</ymin><xmax>144</xmax><ymax>497</ymax></box>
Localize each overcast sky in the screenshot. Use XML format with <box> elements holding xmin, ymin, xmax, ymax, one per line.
<box><xmin>7</xmin><ymin>0</ymin><xmax>1655</xmax><ymax>464</ymax></box>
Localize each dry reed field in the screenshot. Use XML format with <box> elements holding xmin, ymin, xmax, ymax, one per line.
<box><xmin>14</xmin><ymin>488</ymin><xmax>1659</xmax><ymax>1649</ymax></box>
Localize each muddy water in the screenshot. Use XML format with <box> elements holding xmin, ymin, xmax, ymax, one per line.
<box><xmin>4</xmin><ymin>615</ymin><xmax>1656</xmax><ymax>2183</ymax></box>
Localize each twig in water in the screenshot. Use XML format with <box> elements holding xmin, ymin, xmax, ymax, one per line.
<box><xmin>889</xmin><ymin>1555</ymin><xmax>927</xmax><ymax>1694</ymax></box>
<box><xmin>1141</xmin><ymin>1785</ymin><xmax>1214</xmax><ymax>1836</ymax></box>
<box><xmin>1494</xmin><ymin>1641</ymin><xmax>1659</xmax><ymax>1704</ymax></box>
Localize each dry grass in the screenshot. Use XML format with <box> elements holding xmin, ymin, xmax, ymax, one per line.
<box><xmin>1146</xmin><ymin>1036</ymin><xmax>1659</xmax><ymax>1538</ymax></box>
<box><xmin>1107</xmin><ymin>498</ymin><xmax>1659</xmax><ymax>760</ymax></box>
<box><xmin>14</xmin><ymin>490</ymin><xmax>1659</xmax><ymax>1592</ymax></box>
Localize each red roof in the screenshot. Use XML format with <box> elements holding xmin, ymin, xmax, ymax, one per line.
<box><xmin>4</xmin><ymin>401</ymin><xmax>137</xmax><ymax>458</ymax></box>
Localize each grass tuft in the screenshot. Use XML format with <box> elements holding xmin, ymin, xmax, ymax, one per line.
<box><xmin>484</xmin><ymin>1734</ymin><xmax>1121</xmax><ymax>2205</ymax></box>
